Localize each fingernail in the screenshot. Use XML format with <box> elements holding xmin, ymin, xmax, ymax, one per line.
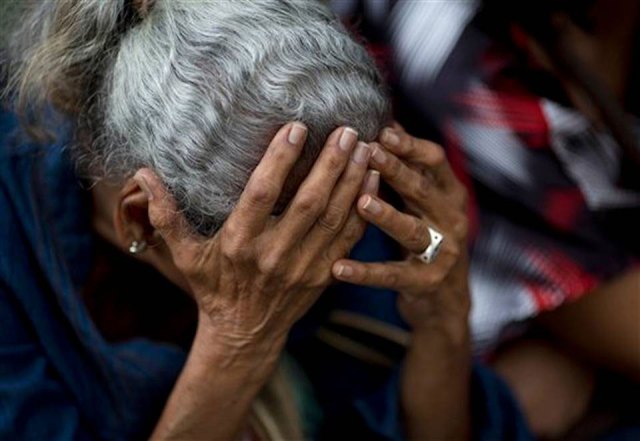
<box><xmin>336</xmin><ymin>264</ymin><xmax>354</xmax><ymax>278</ymax></box>
<box><xmin>288</xmin><ymin>123</ymin><xmax>308</xmax><ymax>145</ymax></box>
<box><xmin>363</xmin><ymin>170</ymin><xmax>380</xmax><ymax>195</ymax></box>
<box><xmin>352</xmin><ymin>142</ymin><xmax>371</xmax><ymax>164</ymax></box>
<box><xmin>382</xmin><ymin>128</ymin><xmax>400</xmax><ymax>147</ymax></box>
<box><xmin>361</xmin><ymin>195</ymin><xmax>382</xmax><ymax>215</ymax></box>
<box><xmin>339</xmin><ymin>127</ymin><xmax>358</xmax><ymax>152</ymax></box>
<box><xmin>371</xmin><ymin>146</ymin><xmax>387</xmax><ymax>165</ymax></box>
<box><xmin>134</xmin><ymin>173</ymin><xmax>155</xmax><ymax>201</ymax></box>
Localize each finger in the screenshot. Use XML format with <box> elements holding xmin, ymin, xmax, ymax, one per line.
<box><xmin>278</xmin><ymin>126</ymin><xmax>361</xmax><ymax>240</ymax></box>
<box><xmin>326</xmin><ymin>206</ymin><xmax>368</xmax><ymax>262</ymax></box>
<box><xmin>332</xmin><ymin>257</ymin><xmax>455</xmax><ymax>292</ymax></box>
<box><xmin>379</xmin><ymin>125</ymin><xmax>457</xmax><ymax>190</ymax></box>
<box><xmin>288</xmin><ymin>207</ymin><xmax>368</xmax><ymax>292</ymax></box>
<box><xmin>324</xmin><ymin>170</ymin><xmax>379</xmax><ymax>257</ymax></box>
<box><xmin>305</xmin><ymin>170</ymin><xmax>380</xmax><ymax>272</ymax></box>
<box><xmin>361</xmin><ymin>169</ymin><xmax>380</xmax><ymax>195</ymax></box>
<box><xmin>369</xmin><ymin>144</ymin><xmax>449</xmax><ymax>215</ymax></box>
<box><xmin>356</xmin><ymin>194</ymin><xmax>434</xmax><ymax>254</ymax></box>
<box><xmin>231</xmin><ymin>122</ymin><xmax>308</xmax><ymax>237</ymax></box>
<box><xmin>332</xmin><ymin>260</ymin><xmax>409</xmax><ymax>290</ymax></box>
<box><xmin>133</xmin><ymin>168</ymin><xmax>202</xmax><ymax>255</ymax></box>
<box><xmin>309</xmin><ymin>141</ymin><xmax>372</xmax><ymax>240</ymax></box>
<box><xmin>299</xmin><ymin>151</ymin><xmax>376</xmax><ymax>269</ymax></box>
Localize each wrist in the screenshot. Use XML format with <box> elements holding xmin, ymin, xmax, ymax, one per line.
<box><xmin>412</xmin><ymin>316</ymin><xmax>470</xmax><ymax>349</ymax></box>
<box><xmin>150</xmin><ymin>312</ymin><xmax>284</xmax><ymax>441</ymax></box>
<box><xmin>192</xmin><ymin>311</ymin><xmax>286</xmax><ymax>377</ymax></box>
<box><xmin>402</xmin><ymin>320</ymin><xmax>472</xmax><ymax>441</ymax></box>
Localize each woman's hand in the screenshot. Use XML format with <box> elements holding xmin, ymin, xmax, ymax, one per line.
<box><xmin>137</xmin><ymin>122</ymin><xmax>377</xmax><ymax>440</ymax></box>
<box><xmin>138</xmin><ymin>122</ymin><xmax>376</xmax><ymax>350</ymax></box>
<box><xmin>332</xmin><ymin>125</ymin><xmax>472</xmax><ymax>440</ymax></box>
<box><xmin>331</xmin><ymin>124</ymin><xmax>470</xmax><ymax>331</ymax></box>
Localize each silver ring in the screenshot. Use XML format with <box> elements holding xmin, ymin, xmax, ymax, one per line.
<box><xmin>414</xmin><ymin>226</ymin><xmax>444</xmax><ymax>264</ymax></box>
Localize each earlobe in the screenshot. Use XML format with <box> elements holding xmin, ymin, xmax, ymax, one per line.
<box><xmin>128</xmin><ymin>240</ymin><xmax>148</xmax><ymax>255</ymax></box>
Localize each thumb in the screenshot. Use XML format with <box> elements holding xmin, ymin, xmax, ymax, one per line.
<box><xmin>132</xmin><ymin>168</ymin><xmax>202</xmax><ymax>255</ymax></box>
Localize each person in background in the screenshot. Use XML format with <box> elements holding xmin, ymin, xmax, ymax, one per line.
<box><xmin>333</xmin><ymin>0</ymin><xmax>640</xmax><ymax>438</ymax></box>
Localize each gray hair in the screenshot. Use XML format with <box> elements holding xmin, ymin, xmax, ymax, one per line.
<box><xmin>3</xmin><ymin>0</ymin><xmax>390</xmax><ymax>235</ymax></box>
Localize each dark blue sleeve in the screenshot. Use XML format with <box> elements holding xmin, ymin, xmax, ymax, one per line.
<box><xmin>352</xmin><ymin>367</ymin><xmax>406</xmax><ymax>441</ymax></box>
<box><xmin>352</xmin><ymin>363</ymin><xmax>534</xmax><ymax>441</ymax></box>
<box><xmin>470</xmin><ymin>363</ymin><xmax>534</xmax><ymax>441</ymax></box>
<box><xmin>0</xmin><ymin>286</ymin><xmax>94</xmax><ymax>440</ymax></box>
<box><xmin>310</xmin><ymin>354</ymin><xmax>534</xmax><ymax>441</ymax></box>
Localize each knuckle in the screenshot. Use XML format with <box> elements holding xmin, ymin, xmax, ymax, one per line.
<box><xmin>220</xmin><ymin>223</ymin><xmax>248</xmax><ymax>258</ymax></box>
<box><xmin>403</xmin><ymin>136</ymin><xmax>417</xmax><ymax>156</ymax></box>
<box><xmin>220</xmin><ymin>239</ymin><xmax>245</xmax><ymax>261</ymax></box>
<box><xmin>317</xmin><ymin>203</ymin><xmax>347</xmax><ymax>234</ymax></box>
<box><xmin>294</xmin><ymin>193</ymin><xmax>324</xmax><ymax>218</ymax></box>
<box><xmin>288</xmin><ymin>265</ymin><xmax>308</xmax><ymax>286</ymax></box>
<box><xmin>443</xmin><ymin>241</ymin><xmax>462</xmax><ymax>261</ymax></box>
<box><xmin>414</xmin><ymin>177</ymin><xmax>433</xmax><ymax>202</ymax></box>
<box><xmin>327</xmin><ymin>219</ymin><xmax>365</xmax><ymax>261</ymax></box>
<box><xmin>247</xmin><ymin>178</ymin><xmax>278</xmax><ymax>207</ymax></box>
<box><xmin>343</xmin><ymin>219</ymin><xmax>366</xmax><ymax>245</ymax></box>
<box><xmin>258</xmin><ymin>250</ymin><xmax>285</xmax><ymax>276</ymax></box>
<box><xmin>382</xmin><ymin>271</ymin><xmax>400</xmax><ymax>287</ymax></box>
<box><xmin>406</xmin><ymin>218</ymin><xmax>429</xmax><ymax>251</ymax></box>
<box><xmin>341</xmin><ymin>168</ymin><xmax>362</xmax><ymax>188</ymax></box>
<box><xmin>450</xmin><ymin>243</ymin><xmax>462</xmax><ymax>260</ymax></box>
<box><xmin>387</xmin><ymin>156</ymin><xmax>403</xmax><ymax>179</ymax></box>
<box><xmin>355</xmin><ymin>267</ymin><xmax>370</xmax><ymax>283</ymax></box>
<box><xmin>221</xmin><ymin>218</ymin><xmax>242</xmax><ymax>240</ymax></box>
<box><xmin>300</xmin><ymin>267</ymin><xmax>330</xmax><ymax>291</ymax></box>
<box><xmin>325</xmin><ymin>153</ymin><xmax>344</xmax><ymax>172</ymax></box>
<box><xmin>394</xmin><ymin>134</ymin><xmax>410</xmax><ymax>154</ymax></box>
<box><xmin>452</xmin><ymin>215</ymin><xmax>469</xmax><ymax>241</ymax></box>
<box><xmin>424</xmin><ymin>270</ymin><xmax>446</xmax><ymax>290</ymax></box>
<box><xmin>427</xmin><ymin>143</ymin><xmax>447</xmax><ymax>166</ymax></box>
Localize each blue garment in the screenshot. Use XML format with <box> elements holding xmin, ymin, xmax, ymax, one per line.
<box><xmin>0</xmin><ymin>109</ymin><xmax>533</xmax><ymax>440</ymax></box>
<box><xmin>0</xmin><ymin>111</ymin><xmax>186</xmax><ymax>440</ymax></box>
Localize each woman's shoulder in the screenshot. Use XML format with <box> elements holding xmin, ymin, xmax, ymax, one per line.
<box><xmin>0</xmin><ymin>107</ymin><xmax>93</xmax><ymax>308</ymax></box>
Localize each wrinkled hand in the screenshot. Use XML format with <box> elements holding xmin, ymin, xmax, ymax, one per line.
<box><xmin>135</xmin><ymin>123</ymin><xmax>377</xmax><ymax>350</ymax></box>
<box><xmin>332</xmin><ymin>124</ymin><xmax>470</xmax><ymax>330</ymax></box>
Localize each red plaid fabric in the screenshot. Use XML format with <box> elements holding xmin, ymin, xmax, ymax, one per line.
<box><xmin>337</xmin><ymin>0</ymin><xmax>640</xmax><ymax>353</ymax></box>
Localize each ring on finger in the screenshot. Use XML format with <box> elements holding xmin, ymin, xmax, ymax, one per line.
<box><xmin>413</xmin><ymin>226</ymin><xmax>444</xmax><ymax>264</ymax></box>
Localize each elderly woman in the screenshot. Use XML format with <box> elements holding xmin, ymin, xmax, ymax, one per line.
<box><xmin>0</xmin><ymin>1</ymin><xmax>531</xmax><ymax>440</ymax></box>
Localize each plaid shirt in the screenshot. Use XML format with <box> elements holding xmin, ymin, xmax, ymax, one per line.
<box><xmin>336</xmin><ymin>0</ymin><xmax>640</xmax><ymax>353</ymax></box>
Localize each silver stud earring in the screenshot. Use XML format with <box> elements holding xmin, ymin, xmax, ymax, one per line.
<box><xmin>129</xmin><ymin>240</ymin><xmax>148</xmax><ymax>255</ymax></box>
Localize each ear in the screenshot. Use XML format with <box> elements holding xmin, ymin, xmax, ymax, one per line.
<box><xmin>112</xmin><ymin>174</ymin><xmax>193</xmax><ymax>294</ymax></box>
<box><xmin>113</xmin><ymin>177</ymin><xmax>156</xmax><ymax>253</ymax></box>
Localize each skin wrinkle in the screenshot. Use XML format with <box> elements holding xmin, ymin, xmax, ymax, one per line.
<box><xmin>6</xmin><ymin>0</ymin><xmax>390</xmax><ymax>236</ymax></box>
